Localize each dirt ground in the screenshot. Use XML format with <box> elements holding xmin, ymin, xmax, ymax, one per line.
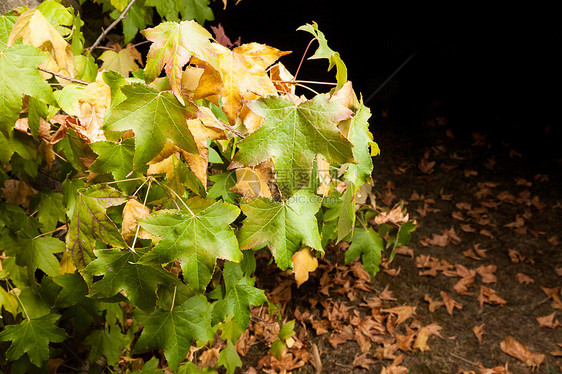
<box><xmin>232</xmin><ymin>101</ymin><xmax>562</xmax><ymax>373</ymax></box>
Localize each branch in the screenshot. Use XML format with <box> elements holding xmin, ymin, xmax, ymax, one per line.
<box><xmin>38</xmin><ymin>67</ymin><xmax>90</xmax><ymax>85</ymax></box>
<box><xmin>89</xmin><ymin>0</ymin><xmax>138</xmax><ymax>52</ymax></box>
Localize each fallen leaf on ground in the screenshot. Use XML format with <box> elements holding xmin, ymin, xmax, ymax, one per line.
<box><xmin>516</xmin><ymin>273</ymin><xmax>535</xmax><ymax>284</ymax></box>
<box><xmin>499</xmin><ymin>336</ymin><xmax>544</xmax><ymax>370</ymax></box>
<box><xmin>413</xmin><ymin>323</ymin><xmax>443</xmax><ymax>352</ymax></box>
<box><xmin>440</xmin><ymin>291</ymin><xmax>462</xmax><ymax>316</ymax></box>
<box><xmin>424</xmin><ymin>294</ymin><xmax>444</xmax><ymax>312</ymax></box>
<box><xmin>352</xmin><ymin>352</ymin><xmax>375</xmax><ymax>370</ymax></box>
<box><xmin>478</xmin><ymin>286</ymin><xmax>507</xmax><ymax>307</ymax></box>
<box><xmin>477</xmin><ymin>362</ymin><xmax>511</xmax><ymax>374</ymax></box>
<box><xmin>536</xmin><ymin>312</ymin><xmax>560</xmax><ymax>329</ymax></box>
<box><xmin>380</xmin><ymin>354</ymin><xmax>409</xmax><ymax>374</ymax></box>
<box><xmin>472</xmin><ymin>323</ymin><xmax>485</xmax><ymax>344</ymax></box>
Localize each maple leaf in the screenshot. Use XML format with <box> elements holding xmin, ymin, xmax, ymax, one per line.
<box><xmin>291</xmin><ymin>247</ymin><xmax>318</xmax><ymax>287</ymax></box>
<box><xmin>17</xmin><ymin>236</ymin><xmax>65</xmax><ymax>277</ymax></box>
<box><xmin>83</xmin><ymin>326</ymin><xmax>127</xmax><ymax>366</ymax></box>
<box><xmin>472</xmin><ymin>323</ymin><xmax>485</xmax><ymax>344</ymax></box>
<box><xmin>66</xmin><ymin>184</ymin><xmax>127</xmax><ymax>268</ymax></box>
<box><xmin>230</xmin><ymin>162</ymin><xmax>274</xmax><ymax>200</ymax></box>
<box><xmin>84</xmin><ymin>248</ymin><xmax>181</xmax><ymax>313</ymax></box>
<box><xmin>194</xmin><ymin>42</ymin><xmax>290</xmax><ymax>125</ymax></box>
<box><xmin>0</xmin><ymin>45</ymin><xmax>54</xmax><ymax>135</ymax></box>
<box><xmin>212</xmin><ymin>265</ymin><xmax>267</xmax><ymax>328</ymax></box>
<box><xmin>89</xmin><ymin>138</ymin><xmax>144</xmax><ymax>194</ymax></box>
<box><xmin>103</xmin><ymin>83</ymin><xmax>198</xmax><ymax>168</ymax></box>
<box><xmin>440</xmin><ymin>291</ymin><xmax>462</xmax><ymax>316</ymax></box>
<box><xmin>536</xmin><ymin>312</ymin><xmax>560</xmax><ymax>328</ymax></box>
<box><xmin>413</xmin><ymin>322</ymin><xmax>443</xmax><ymax>352</ymax></box>
<box><xmin>8</xmin><ymin>8</ymin><xmax>74</xmax><ymax>77</ymax></box>
<box><xmin>500</xmin><ymin>336</ymin><xmax>545</xmax><ymax>370</ymax></box>
<box><xmin>98</xmin><ymin>43</ymin><xmax>143</xmax><ymax>77</ymax></box>
<box><xmin>233</xmin><ymin>94</ymin><xmax>353</xmax><ymax>193</ymax></box>
<box><xmin>237</xmin><ymin>189</ymin><xmax>323</xmax><ymax>270</ymax></box>
<box><xmin>142</xmin><ymin>20</ymin><xmax>218</xmax><ymax>103</ymax></box>
<box><xmin>121</xmin><ymin>199</ymin><xmax>154</xmax><ymax>242</ymax></box>
<box><xmin>134</xmin><ymin>295</ymin><xmax>213</xmax><ymax>371</ymax></box>
<box><xmin>0</xmin><ymin>314</ymin><xmax>67</xmax><ymax>366</ymax></box>
<box><xmin>344</xmin><ymin>227</ymin><xmax>383</xmax><ymax>278</ymax></box>
<box><xmin>140</xmin><ymin>197</ymin><xmax>242</xmax><ymax>292</ymax></box>
<box><xmin>297</xmin><ymin>22</ymin><xmax>347</xmax><ymax>89</ymax></box>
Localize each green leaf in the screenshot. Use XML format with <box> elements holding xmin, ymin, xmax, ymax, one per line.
<box><xmin>238</xmin><ymin>189</ymin><xmax>323</xmax><ymax>270</ymax></box>
<box><xmin>17</xmin><ymin>237</ymin><xmax>65</xmax><ymax>277</ymax></box>
<box><xmin>83</xmin><ymin>326</ymin><xmax>127</xmax><ymax>366</ymax></box>
<box><xmin>141</xmin><ymin>20</ymin><xmax>218</xmax><ymax>102</ymax></box>
<box><xmin>206</xmin><ymin>171</ymin><xmax>237</xmax><ymax>204</ymax></box>
<box><xmin>89</xmin><ymin>138</ymin><xmax>145</xmax><ymax>194</ymax></box>
<box><xmin>115</xmin><ymin>2</ymin><xmax>153</xmax><ymax>44</ymax></box>
<box><xmin>52</xmin><ymin>272</ymin><xmax>88</xmax><ymax>308</ymax></box>
<box><xmin>0</xmin><ymin>15</ymin><xmax>17</xmax><ymax>48</ymax></box>
<box><xmin>345</xmin><ymin>227</ymin><xmax>383</xmax><ymax>278</ymax></box>
<box><xmin>103</xmin><ymin>83</ymin><xmax>198</xmax><ymax>168</ymax></box>
<box><xmin>134</xmin><ymin>295</ymin><xmax>213</xmax><ymax>371</ymax></box>
<box><xmin>181</xmin><ymin>0</ymin><xmax>214</xmax><ymax>24</ymax></box>
<box><xmin>297</xmin><ymin>22</ymin><xmax>347</xmax><ymax>89</ymax></box>
<box><xmin>132</xmin><ymin>358</ymin><xmax>164</xmax><ymax>374</ymax></box>
<box><xmin>343</xmin><ymin>101</ymin><xmax>374</xmax><ymax>186</ymax></box>
<box><xmin>0</xmin><ymin>45</ymin><xmax>54</xmax><ymax>135</ymax></box>
<box><xmin>0</xmin><ymin>314</ymin><xmax>67</xmax><ymax>366</ymax></box>
<box><xmin>233</xmin><ymin>94</ymin><xmax>353</xmax><ymax>193</ymax></box>
<box><xmin>217</xmin><ymin>339</ymin><xmax>242</xmax><ymax>374</ymax></box>
<box><xmin>337</xmin><ymin>183</ymin><xmax>356</xmax><ymax>242</ymax></box>
<box><xmin>140</xmin><ymin>198</ymin><xmax>242</xmax><ymax>292</ymax></box>
<box><xmin>84</xmin><ymin>248</ymin><xmax>181</xmax><ymax>313</ymax></box>
<box><xmin>66</xmin><ymin>184</ymin><xmax>127</xmax><ymax>269</ymax></box>
<box><xmin>212</xmin><ymin>273</ymin><xmax>267</xmax><ymax>329</ymax></box>
<box><xmin>36</xmin><ymin>191</ymin><xmax>65</xmax><ymax>233</ymax></box>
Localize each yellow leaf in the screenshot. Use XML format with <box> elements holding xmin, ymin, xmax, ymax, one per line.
<box><xmin>59</xmin><ymin>251</ymin><xmax>77</xmax><ymax>275</ymax></box>
<box><xmin>99</xmin><ymin>43</ymin><xmax>143</xmax><ymax>77</ymax></box>
<box><xmin>291</xmin><ymin>248</ymin><xmax>318</xmax><ymax>287</ymax></box>
<box><xmin>182</xmin><ymin>107</ymin><xmax>228</xmax><ymax>187</ymax></box>
<box><xmin>229</xmin><ymin>160</ymin><xmax>273</xmax><ymax>200</ymax></box>
<box><xmin>194</xmin><ymin>42</ymin><xmax>290</xmax><ymax>125</ymax></box>
<box><xmin>8</xmin><ymin>9</ymin><xmax>74</xmax><ymax>78</ymax></box>
<box><xmin>121</xmin><ymin>199</ymin><xmax>153</xmax><ymax>242</ymax></box>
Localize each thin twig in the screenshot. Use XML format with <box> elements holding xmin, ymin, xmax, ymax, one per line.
<box><xmin>294</xmin><ymin>38</ymin><xmax>315</xmax><ymax>81</ymax></box>
<box><xmin>208</xmin><ymin>115</ymin><xmax>246</xmax><ymax>139</ymax></box>
<box><xmin>450</xmin><ymin>352</ymin><xmax>478</xmax><ymax>367</ymax></box>
<box><xmin>38</xmin><ymin>67</ymin><xmax>90</xmax><ymax>85</ymax></box>
<box><xmin>89</xmin><ymin>0</ymin><xmax>138</xmax><ymax>52</ymax></box>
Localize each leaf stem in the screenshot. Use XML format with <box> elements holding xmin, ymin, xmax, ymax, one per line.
<box><xmin>152</xmin><ymin>179</ymin><xmax>195</xmax><ymax>216</ymax></box>
<box><xmin>130</xmin><ymin>178</ymin><xmax>152</xmax><ymax>251</ymax></box>
<box><xmin>6</xmin><ymin>280</ymin><xmax>30</xmax><ymax>321</ymax></box>
<box><xmin>88</xmin><ymin>0</ymin><xmax>138</xmax><ymax>52</ymax></box>
<box><xmin>38</xmin><ymin>67</ymin><xmax>90</xmax><ymax>85</ymax></box>
<box><xmin>170</xmin><ymin>286</ymin><xmax>177</xmax><ymax>312</ymax></box>
<box><xmin>273</xmin><ymin>79</ymin><xmax>337</xmax><ymax>86</ymax></box>
<box><xmin>294</xmin><ymin>39</ymin><xmax>315</xmax><ymax>81</ymax></box>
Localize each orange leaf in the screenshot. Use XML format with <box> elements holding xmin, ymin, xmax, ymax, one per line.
<box><xmin>472</xmin><ymin>323</ymin><xmax>485</xmax><ymax>344</ymax></box>
<box><xmin>413</xmin><ymin>323</ymin><xmax>443</xmax><ymax>352</ymax></box>
<box><xmin>499</xmin><ymin>336</ymin><xmax>545</xmax><ymax>370</ymax></box>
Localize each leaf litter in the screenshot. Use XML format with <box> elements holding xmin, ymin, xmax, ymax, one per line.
<box><xmin>233</xmin><ymin>112</ymin><xmax>562</xmax><ymax>373</ymax></box>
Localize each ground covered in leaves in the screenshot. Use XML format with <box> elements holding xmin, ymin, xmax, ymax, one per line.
<box><xmin>194</xmin><ymin>108</ymin><xmax>562</xmax><ymax>373</ymax></box>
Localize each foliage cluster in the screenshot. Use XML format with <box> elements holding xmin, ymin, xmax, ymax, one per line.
<box><xmin>0</xmin><ymin>1</ymin><xmax>415</xmax><ymax>372</ymax></box>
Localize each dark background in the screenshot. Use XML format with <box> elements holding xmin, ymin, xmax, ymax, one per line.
<box><xmin>209</xmin><ymin>3</ymin><xmax>562</xmax><ymax>165</ymax></box>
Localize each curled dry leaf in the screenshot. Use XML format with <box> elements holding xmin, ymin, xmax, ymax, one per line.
<box><xmin>477</xmin><ymin>362</ymin><xmax>511</xmax><ymax>374</ymax></box>
<box><xmin>536</xmin><ymin>312</ymin><xmax>560</xmax><ymax>329</ymax></box>
<box><xmin>374</xmin><ymin>205</ymin><xmax>409</xmax><ymax>226</ymax></box>
<box><xmin>440</xmin><ymin>291</ymin><xmax>462</xmax><ymax>316</ymax></box>
<box><xmin>478</xmin><ymin>286</ymin><xmax>507</xmax><ymax>307</ymax></box>
<box><xmin>424</xmin><ymin>294</ymin><xmax>444</xmax><ymax>312</ymax></box>
<box><xmin>381</xmin><ymin>354</ymin><xmax>409</xmax><ymax>374</ymax></box>
<box><xmin>499</xmin><ymin>336</ymin><xmax>545</xmax><ymax>370</ymax></box>
<box><xmin>516</xmin><ymin>273</ymin><xmax>535</xmax><ymax>284</ymax></box>
<box><xmin>413</xmin><ymin>323</ymin><xmax>443</xmax><ymax>352</ymax></box>
<box><xmin>472</xmin><ymin>323</ymin><xmax>485</xmax><ymax>344</ymax></box>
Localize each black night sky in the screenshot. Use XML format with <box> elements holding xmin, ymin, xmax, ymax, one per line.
<box><xmin>210</xmin><ymin>3</ymin><xmax>562</xmax><ymax>167</ymax></box>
